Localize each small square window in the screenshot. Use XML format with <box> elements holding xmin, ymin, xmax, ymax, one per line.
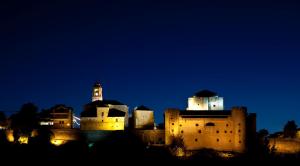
<box><xmin>172</xmin><ymin>123</ymin><xmax>174</xmax><ymax>125</ymax></box>
<box><xmin>217</xmin><ymin>139</ymin><xmax>219</xmax><ymax>142</ymax></box>
<box><xmin>216</xmin><ymin>130</ymin><xmax>219</xmax><ymax>133</ymax></box>
<box><xmin>198</xmin><ymin>130</ymin><xmax>201</xmax><ymax>134</ymax></box>
<box><xmin>195</xmin><ymin>139</ymin><xmax>198</xmax><ymax>142</ymax></box>
<box><xmin>181</xmin><ymin>130</ymin><xmax>184</xmax><ymax>134</ymax></box>
<box><xmin>224</xmin><ymin>130</ymin><xmax>227</xmax><ymax>133</ymax></box>
<box><xmin>195</xmin><ymin>124</ymin><xmax>199</xmax><ymax>127</ymax></box>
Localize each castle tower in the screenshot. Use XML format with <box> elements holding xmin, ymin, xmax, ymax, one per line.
<box><xmin>92</xmin><ymin>82</ymin><xmax>103</xmax><ymax>102</ymax></box>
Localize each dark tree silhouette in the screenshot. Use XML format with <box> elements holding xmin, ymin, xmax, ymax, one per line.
<box><xmin>10</xmin><ymin>103</ymin><xmax>39</xmax><ymax>142</ymax></box>
<box><xmin>283</xmin><ymin>120</ymin><xmax>298</xmax><ymax>138</ymax></box>
<box><xmin>0</xmin><ymin>111</ymin><xmax>7</xmax><ymax>128</ymax></box>
<box><xmin>0</xmin><ymin>111</ymin><xmax>6</xmax><ymax>122</ymax></box>
<box><xmin>254</xmin><ymin>129</ymin><xmax>276</xmax><ymax>160</ymax></box>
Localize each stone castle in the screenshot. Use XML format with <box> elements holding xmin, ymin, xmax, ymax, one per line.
<box><xmin>4</xmin><ymin>82</ymin><xmax>257</xmax><ymax>153</ymax></box>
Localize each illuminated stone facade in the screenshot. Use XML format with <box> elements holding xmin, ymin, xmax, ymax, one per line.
<box><xmin>187</xmin><ymin>90</ymin><xmax>224</xmax><ymax>111</ymax></box>
<box><xmin>165</xmin><ymin>90</ymin><xmax>255</xmax><ymax>153</ymax></box>
<box><xmin>133</xmin><ymin>106</ymin><xmax>154</xmax><ymax>129</ymax></box>
<box><xmin>80</xmin><ymin>83</ymin><xmax>128</xmax><ymax>131</ymax></box>
<box><xmin>81</xmin><ymin>104</ymin><xmax>126</xmax><ymax>131</ymax></box>
<box><xmin>39</xmin><ymin>105</ymin><xmax>73</xmax><ymax>129</ymax></box>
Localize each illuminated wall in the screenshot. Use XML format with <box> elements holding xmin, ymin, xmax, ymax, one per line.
<box><xmin>133</xmin><ymin>110</ymin><xmax>154</xmax><ymax>129</ymax></box>
<box><xmin>81</xmin><ymin>107</ymin><xmax>125</xmax><ymax>131</ymax></box>
<box><xmin>50</xmin><ymin>129</ymin><xmax>81</xmax><ymax>146</ymax></box>
<box><xmin>107</xmin><ymin>104</ymin><xmax>129</xmax><ymax>127</ymax></box>
<box><xmin>165</xmin><ymin>107</ymin><xmax>247</xmax><ymax>153</ymax></box>
<box><xmin>133</xmin><ymin>129</ymin><xmax>165</xmax><ymax>145</ymax></box>
<box><xmin>187</xmin><ymin>96</ymin><xmax>224</xmax><ymax>111</ymax></box>
<box><xmin>269</xmin><ymin>138</ymin><xmax>300</xmax><ymax>154</ymax></box>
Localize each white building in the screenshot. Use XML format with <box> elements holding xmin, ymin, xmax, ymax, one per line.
<box><xmin>187</xmin><ymin>90</ymin><xmax>224</xmax><ymax>111</ymax></box>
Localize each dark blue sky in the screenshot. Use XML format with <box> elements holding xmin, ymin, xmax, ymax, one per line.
<box><xmin>1</xmin><ymin>0</ymin><xmax>300</xmax><ymax>133</ymax></box>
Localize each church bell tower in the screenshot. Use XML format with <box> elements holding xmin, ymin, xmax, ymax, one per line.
<box><xmin>92</xmin><ymin>82</ymin><xmax>103</xmax><ymax>102</ymax></box>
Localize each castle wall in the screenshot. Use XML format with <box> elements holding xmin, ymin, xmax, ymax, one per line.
<box><xmin>133</xmin><ymin>110</ymin><xmax>154</xmax><ymax>129</ymax></box>
<box><xmin>133</xmin><ymin>129</ymin><xmax>165</xmax><ymax>145</ymax></box>
<box><xmin>80</xmin><ymin>107</ymin><xmax>125</xmax><ymax>131</ymax></box>
<box><xmin>231</xmin><ymin>107</ymin><xmax>247</xmax><ymax>152</ymax></box>
<box><xmin>108</xmin><ymin>104</ymin><xmax>129</xmax><ymax>127</ymax></box>
<box><xmin>165</xmin><ymin>107</ymin><xmax>248</xmax><ymax>153</ymax></box>
<box><xmin>269</xmin><ymin>138</ymin><xmax>300</xmax><ymax>154</ymax></box>
<box><xmin>165</xmin><ymin>109</ymin><xmax>180</xmax><ymax>145</ymax></box>
<box><xmin>178</xmin><ymin>118</ymin><xmax>235</xmax><ymax>151</ymax></box>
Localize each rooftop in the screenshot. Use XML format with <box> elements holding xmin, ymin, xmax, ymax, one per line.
<box><xmin>194</xmin><ymin>90</ymin><xmax>218</xmax><ymax>97</ymax></box>
<box><xmin>135</xmin><ymin>105</ymin><xmax>151</xmax><ymax>111</ymax></box>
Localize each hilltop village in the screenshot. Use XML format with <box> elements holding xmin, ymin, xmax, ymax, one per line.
<box><xmin>1</xmin><ymin>82</ymin><xmax>300</xmax><ymax>161</ymax></box>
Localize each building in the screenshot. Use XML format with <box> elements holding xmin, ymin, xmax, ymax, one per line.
<box><xmin>187</xmin><ymin>90</ymin><xmax>224</xmax><ymax>111</ymax></box>
<box><xmin>39</xmin><ymin>105</ymin><xmax>73</xmax><ymax>129</ymax></box>
<box><xmin>132</xmin><ymin>105</ymin><xmax>154</xmax><ymax>129</ymax></box>
<box><xmin>165</xmin><ymin>90</ymin><xmax>256</xmax><ymax>153</ymax></box>
<box><xmin>80</xmin><ymin>82</ymin><xmax>128</xmax><ymax>131</ymax></box>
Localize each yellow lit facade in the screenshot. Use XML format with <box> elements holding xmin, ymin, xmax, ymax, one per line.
<box><xmin>165</xmin><ymin>90</ymin><xmax>256</xmax><ymax>153</ymax></box>
<box><xmin>133</xmin><ymin>106</ymin><xmax>155</xmax><ymax>129</ymax></box>
<box><xmin>80</xmin><ymin>82</ymin><xmax>128</xmax><ymax>131</ymax></box>
<box><xmin>81</xmin><ymin>106</ymin><xmax>126</xmax><ymax>131</ymax></box>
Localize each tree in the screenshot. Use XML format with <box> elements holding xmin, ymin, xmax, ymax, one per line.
<box><xmin>283</xmin><ymin>120</ymin><xmax>298</xmax><ymax>138</ymax></box>
<box><xmin>10</xmin><ymin>103</ymin><xmax>39</xmax><ymax>142</ymax></box>
<box><xmin>0</xmin><ymin>111</ymin><xmax>7</xmax><ymax>128</ymax></box>
<box><xmin>0</xmin><ymin>111</ymin><xmax>6</xmax><ymax>122</ymax></box>
<box><xmin>253</xmin><ymin>129</ymin><xmax>274</xmax><ymax>160</ymax></box>
<box><xmin>169</xmin><ymin>136</ymin><xmax>186</xmax><ymax>157</ymax></box>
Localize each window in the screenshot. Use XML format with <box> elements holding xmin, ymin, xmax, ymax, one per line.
<box><xmin>116</xmin><ymin>119</ymin><xmax>118</xmax><ymax>122</ymax></box>
<box><xmin>195</xmin><ymin>139</ymin><xmax>198</xmax><ymax>142</ymax></box>
<box><xmin>102</xmin><ymin>120</ymin><xmax>104</xmax><ymax>122</ymax></box>
<box><xmin>229</xmin><ymin>140</ymin><xmax>232</xmax><ymax>143</ymax></box>
<box><xmin>217</xmin><ymin>139</ymin><xmax>219</xmax><ymax>142</ymax></box>
<box><xmin>179</xmin><ymin>124</ymin><xmax>182</xmax><ymax>127</ymax></box>
<box><xmin>226</xmin><ymin>124</ymin><xmax>229</xmax><ymax>127</ymax></box>
<box><xmin>205</xmin><ymin>122</ymin><xmax>215</xmax><ymax>126</ymax></box>
<box><xmin>224</xmin><ymin>130</ymin><xmax>227</xmax><ymax>133</ymax></box>
<box><xmin>238</xmin><ymin>129</ymin><xmax>241</xmax><ymax>133</ymax></box>
<box><xmin>198</xmin><ymin>130</ymin><xmax>201</xmax><ymax>134</ymax></box>
<box><xmin>172</xmin><ymin>123</ymin><xmax>174</xmax><ymax>125</ymax></box>
<box><xmin>195</xmin><ymin>123</ymin><xmax>199</xmax><ymax>127</ymax></box>
<box><xmin>172</xmin><ymin>129</ymin><xmax>174</xmax><ymax>133</ymax></box>
<box><xmin>238</xmin><ymin>123</ymin><xmax>241</xmax><ymax>126</ymax></box>
<box><xmin>230</xmin><ymin>131</ymin><xmax>233</xmax><ymax>133</ymax></box>
<box><xmin>216</xmin><ymin>130</ymin><xmax>219</xmax><ymax>133</ymax></box>
<box><xmin>239</xmin><ymin>141</ymin><xmax>242</xmax><ymax>144</ymax></box>
<box><xmin>101</xmin><ymin>112</ymin><xmax>104</xmax><ymax>116</ymax></box>
<box><xmin>181</xmin><ymin>130</ymin><xmax>184</xmax><ymax>134</ymax></box>
<box><xmin>213</xmin><ymin>105</ymin><xmax>216</xmax><ymax>107</ymax></box>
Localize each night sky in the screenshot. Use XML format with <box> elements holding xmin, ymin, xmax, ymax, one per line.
<box><xmin>1</xmin><ymin>0</ymin><xmax>300</xmax><ymax>133</ymax></box>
